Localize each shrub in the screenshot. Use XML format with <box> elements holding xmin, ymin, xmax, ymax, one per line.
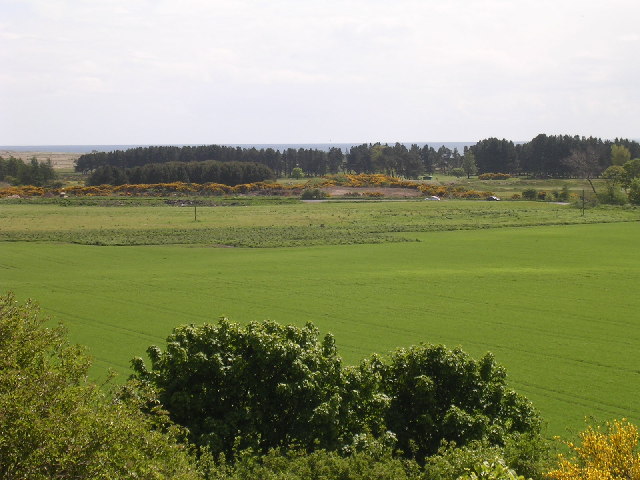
<box><xmin>200</xmin><ymin>445</ymin><xmax>423</xmax><ymax>480</ymax></box>
<box><xmin>521</xmin><ymin>189</ymin><xmax>537</xmax><ymax>200</ymax></box>
<box><xmin>536</xmin><ymin>191</ymin><xmax>547</xmax><ymax>201</ymax></box>
<box><xmin>457</xmin><ymin>458</ymin><xmax>530</xmax><ymax>479</ymax></box>
<box><xmin>629</xmin><ymin>178</ymin><xmax>640</xmax><ymax>205</ymax></box>
<box><xmin>478</xmin><ymin>173</ymin><xmax>511</xmax><ymax>180</ymax></box>
<box><xmin>451</xmin><ymin>168</ymin><xmax>466</xmax><ymax>178</ymax></box>
<box><xmin>300</xmin><ymin>188</ymin><xmax>327</xmax><ymax>200</ymax></box>
<box><xmin>301</xmin><ymin>188</ymin><xmax>328</xmax><ymax>200</ymax></box>
<box><xmin>547</xmin><ymin>419</ymin><xmax>640</xmax><ymax>479</ymax></box>
<box><xmin>597</xmin><ymin>186</ymin><xmax>628</xmax><ymax>205</ymax></box>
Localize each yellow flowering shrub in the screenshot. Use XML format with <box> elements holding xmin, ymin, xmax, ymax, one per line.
<box><xmin>547</xmin><ymin>419</ymin><xmax>640</xmax><ymax>480</ymax></box>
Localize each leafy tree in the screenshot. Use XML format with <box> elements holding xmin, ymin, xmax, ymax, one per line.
<box><xmin>600</xmin><ymin>165</ymin><xmax>629</xmax><ymax>204</ymax></box>
<box><xmin>346</xmin><ymin>144</ymin><xmax>373</xmax><ymax>174</ymax></box>
<box><xmin>420</xmin><ymin>145</ymin><xmax>436</xmax><ymax>174</ymax></box>
<box><xmin>327</xmin><ymin>147</ymin><xmax>344</xmax><ymax>174</ymax></box>
<box><xmin>623</xmin><ymin>158</ymin><xmax>640</xmax><ymax>186</ymax></box>
<box><xmin>0</xmin><ymin>156</ymin><xmax>56</xmax><ymax>186</ymax></box>
<box><xmin>131</xmin><ymin>320</ymin><xmax>363</xmax><ymax>457</ymax></box>
<box><xmin>602</xmin><ymin>165</ymin><xmax>628</xmax><ymax>188</ymax></box>
<box><xmin>291</xmin><ymin>167</ymin><xmax>304</xmax><ymax>179</ymax></box>
<box><xmin>611</xmin><ymin>144</ymin><xmax>632</xmax><ymax>166</ymax></box>
<box><xmin>451</xmin><ymin>168</ymin><xmax>465</xmax><ymax>178</ymax></box>
<box><xmin>462</xmin><ymin>151</ymin><xmax>478</xmax><ymax>178</ymax></box>
<box><xmin>404</xmin><ymin>144</ymin><xmax>424</xmax><ymax>179</ymax></box>
<box><xmin>473</xmin><ymin>139</ymin><xmax>517</xmax><ymax>175</ymax></box>
<box><xmin>377</xmin><ymin>346</ymin><xmax>540</xmax><ymax>460</ymax></box>
<box><xmin>0</xmin><ymin>293</ymin><xmax>201</xmax><ymax>480</ymax></box>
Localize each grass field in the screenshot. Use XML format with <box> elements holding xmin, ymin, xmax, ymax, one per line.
<box><xmin>1</xmin><ymin>198</ymin><xmax>639</xmax><ymax>436</ymax></box>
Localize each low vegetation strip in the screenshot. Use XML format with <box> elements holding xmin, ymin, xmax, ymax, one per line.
<box><xmin>0</xmin><ymin>200</ymin><xmax>637</xmax><ymax>247</ymax></box>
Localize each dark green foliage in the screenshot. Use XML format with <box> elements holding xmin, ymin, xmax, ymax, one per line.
<box><xmin>0</xmin><ymin>156</ymin><xmax>56</xmax><ymax>186</ymax></box>
<box><xmin>86</xmin><ymin>160</ymin><xmax>275</xmax><ymax>186</ymax></box>
<box><xmin>131</xmin><ymin>320</ymin><xmax>366</xmax><ymax>457</ymax></box>
<box><xmin>199</xmin><ymin>444</ymin><xmax>422</xmax><ymax>480</ymax></box>
<box><xmin>76</xmin><ymin>145</ymin><xmax>325</xmax><ymax>178</ymax></box>
<box><xmin>300</xmin><ymin>188</ymin><xmax>328</xmax><ymax>199</ymax></box>
<box><xmin>521</xmin><ymin>188</ymin><xmax>537</xmax><ymax>200</ymax></box>
<box><xmin>132</xmin><ymin>320</ymin><xmax>541</xmax><ymax>465</ymax></box>
<box><xmin>0</xmin><ymin>293</ymin><xmax>201</xmax><ymax>479</ymax></box>
<box><xmin>378</xmin><ymin>347</ymin><xmax>540</xmax><ymax>460</ymax></box>
<box><xmin>628</xmin><ymin>178</ymin><xmax>640</xmax><ymax>205</ymax></box>
<box><xmin>473</xmin><ymin>138</ymin><xmax>517</xmax><ymax>175</ymax></box>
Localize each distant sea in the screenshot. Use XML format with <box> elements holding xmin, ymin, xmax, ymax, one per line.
<box><xmin>0</xmin><ymin>142</ymin><xmax>476</xmax><ymax>154</ymax></box>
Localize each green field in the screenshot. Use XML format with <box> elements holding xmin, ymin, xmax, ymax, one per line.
<box><xmin>1</xmin><ymin>198</ymin><xmax>639</xmax><ymax>436</ymax></box>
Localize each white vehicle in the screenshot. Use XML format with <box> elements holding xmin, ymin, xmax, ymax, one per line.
<box><xmin>424</xmin><ymin>195</ymin><xmax>441</xmax><ymax>201</ymax></box>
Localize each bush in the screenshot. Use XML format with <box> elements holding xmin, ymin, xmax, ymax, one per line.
<box><xmin>300</xmin><ymin>188</ymin><xmax>328</xmax><ymax>200</ymax></box>
<box><xmin>629</xmin><ymin>178</ymin><xmax>640</xmax><ymax>205</ymax></box>
<box><xmin>451</xmin><ymin>168</ymin><xmax>466</xmax><ymax>178</ymax></box>
<box><xmin>521</xmin><ymin>189</ymin><xmax>537</xmax><ymax>200</ymax></box>
<box><xmin>200</xmin><ymin>445</ymin><xmax>423</xmax><ymax>480</ymax></box>
<box><xmin>597</xmin><ymin>186</ymin><xmax>628</xmax><ymax>205</ymax></box>
<box><xmin>478</xmin><ymin>173</ymin><xmax>511</xmax><ymax>180</ymax></box>
<box><xmin>547</xmin><ymin>419</ymin><xmax>640</xmax><ymax>479</ymax></box>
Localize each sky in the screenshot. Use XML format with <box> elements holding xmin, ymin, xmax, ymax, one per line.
<box><xmin>1</xmin><ymin>0</ymin><xmax>639</xmax><ymax>145</ymax></box>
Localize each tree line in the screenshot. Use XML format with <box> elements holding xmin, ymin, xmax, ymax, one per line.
<box><xmin>0</xmin><ymin>156</ymin><xmax>57</xmax><ymax>186</ymax></box>
<box><xmin>76</xmin><ymin>145</ymin><xmax>341</xmax><ymax>178</ymax></box>
<box><xmin>86</xmin><ymin>160</ymin><xmax>275</xmax><ymax>186</ymax></box>
<box><xmin>473</xmin><ymin>135</ymin><xmax>640</xmax><ymax>178</ymax></box>
<box><xmin>75</xmin><ymin>135</ymin><xmax>640</xmax><ymax>181</ymax></box>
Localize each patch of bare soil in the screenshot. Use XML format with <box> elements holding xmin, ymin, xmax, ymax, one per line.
<box><xmin>323</xmin><ymin>186</ymin><xmax>422</xmax><ymax>198</ymax></box>
<box><xmin>0</xmin><ymin>151</ymin><xmax>81</xmax><ymax>169</ymax></box>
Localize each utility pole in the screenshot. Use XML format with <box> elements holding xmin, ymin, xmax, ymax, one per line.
<box><xmin>194</xmin><ymin>204</ymin><xmax>197</xmax><ymax>222</ymax></box>
<box><xmin>581</xmin><ymin>190</ymin><xmax>585</xmax><ymax>216</ymax></box>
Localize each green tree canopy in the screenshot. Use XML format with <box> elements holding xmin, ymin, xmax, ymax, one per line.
<box><xmin>611</xmin><ymin>144</ymin><xmax>632</xmax><ymax>166</ymax></box>
<box><xmin>462</xmin><ymin>151</ymin><xmax>477</xmax><ymax>178</ymax></box>
<box><xmin>0</xmin><ymin>293</ymin><xmax>200</xmax><ymax>479</ymax></box>
<box><xmin>132</xmin><ymin>319</ymin><xmax>541</xmax><ymax>462</ymax></box>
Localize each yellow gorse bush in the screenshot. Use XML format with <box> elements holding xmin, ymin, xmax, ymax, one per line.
<box><xmin>547</xmin><ymin>419</ymin><xmax>640</xmax><ymax>480</ymax></box>
<box><xmin>0</xmin><ymin>174</ymin><xmax>493</xmax><ymax>199</ymax></box>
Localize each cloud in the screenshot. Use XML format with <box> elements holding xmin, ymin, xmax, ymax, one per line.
<box><xmin>1</xmin><ymin>0</ymin><xmax>639</xmax><ymax>143</ymax></box>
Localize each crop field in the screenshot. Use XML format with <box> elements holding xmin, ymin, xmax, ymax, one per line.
<box><xmin>1</xmin><ymin>198</ymin><xmax>640</xmax><ymax>436</ymax></box>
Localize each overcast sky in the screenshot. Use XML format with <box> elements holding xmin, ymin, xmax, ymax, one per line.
<box><xmin>1</xmin><ymin>0</ymin><xmax>638</xmax><ymax>145</ymax></box>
